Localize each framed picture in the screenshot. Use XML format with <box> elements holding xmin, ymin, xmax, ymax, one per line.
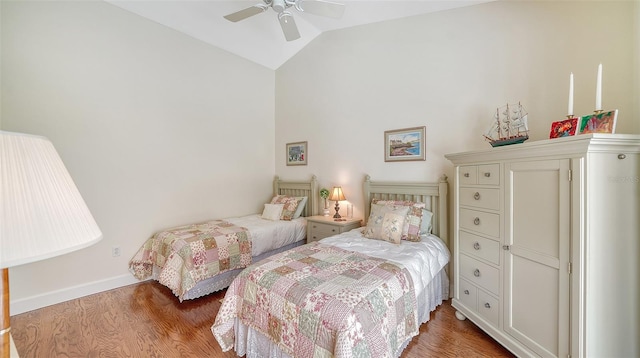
<box><xmin>286</xmin><ymin>141</ymin><xmax>307</xmax><ymax>166</ymax></box>
<box><xmin>549</xmin><ymin>117</ymin><xmax>579</xmax><ymax>139</ymax></box>
<box><xmin>384</xmin><ymin>126</ymin><xmax>426</xmax><ymax>162</ymax></box>
<box><xmin>579</xmin><ymin>109</ymin><xmax>618</xmax><ymax>134</ymax></box>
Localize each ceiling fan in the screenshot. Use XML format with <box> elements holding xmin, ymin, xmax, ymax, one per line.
<box><xmin>224</xmin><ymin>0</ymin><xmax>346</xmax><ymax>41</ymax></box>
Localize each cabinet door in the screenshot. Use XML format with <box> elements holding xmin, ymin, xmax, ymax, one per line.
<box><xmin>504</xmin><ymin>159</ymin><xmax>570</xmax><ymax>358</ymax></box>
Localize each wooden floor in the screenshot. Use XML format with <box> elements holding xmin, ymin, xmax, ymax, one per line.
<box><xmin>11</xmin><ymin>281</ymin><xmax>514</xmax><ymax>357</ymax></box>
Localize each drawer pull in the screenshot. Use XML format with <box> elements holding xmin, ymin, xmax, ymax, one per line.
<box><xmin>484</xmin><ymin>302</ymin><xmax>491</xmax><ymax>309</ymax></box>
<box><xmin>463</xmin><ymin>172</ymin><xmax>470</xmax><ymax>177</ymax></box>
<box><xmin>474</xmin><ymin>217</ymin><xmax>480</xmax><ymax>225</ymax></box>
<box><xmin>313</xmin><ymin>225</ymin><xmax>317</xmax><ymax>228</ymax></box>
<box><xmin>464</xmin><ymin>289</ymin><xmax>470</xmax><ymax>295</ymax></box>
<box><xmin>332</xmin><ymin>229</ymin><xmax>336</xmax><ymax>232</ymax></box>
<box><xmin>484</xmin><ymin>172</ymin><xmax>491</xmax><ymax>177</ymax></box>
<box><xmin>473</xmin><ymin>242</ymin><xmax>481</xmax><ymax>250</ymax></box>
<box><xmin>473</xmin><ymin>192</ymin><xmax>480</xmax><ymax>200</ymax></box>
<box><xmin>474</xmin><ymin>269</ymin><xmax>480</xmax><ymax>277</ymax></box>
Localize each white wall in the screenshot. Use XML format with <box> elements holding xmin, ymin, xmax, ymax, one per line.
<box><xmin>1</xmin><ymin>1</ymin><xmax>275</xmax><ymax>313</ymax></box>
<box><xmin>275</xmin><ymin>1</ymin><xmax>639</xmax><ymax>220</ymax></box>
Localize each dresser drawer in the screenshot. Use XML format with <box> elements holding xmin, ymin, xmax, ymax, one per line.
<box><xmin>460</xmin><ymin>187</ymin><xmax>500</xmax><ymax>211</ymax></box>
<box><xmin>460</xmin><ymin>231</ymin><xmax>500</xmax><ymax>265</ymax></box>
<box><xmin>458</xmin><ymin>278</ymin><xmax>478</xmax><ymax>310</ymax></box>
<box><xmin>460</xmin><ymin>208</ymin><xmax>500</xmax><ymax>238</ymax></box>
<box><xmin>478</xmin><ymin>290</ymin><xmax>500</xmax><ymax>326</ymax></box>
<box><xmin>308</xmin><ymin>222</ymin><xmax>339</xmax><ymax>242</ymax></box>
<box><xmin>460</xmin><ymin>254</ymin><xmax>499</xmax><ymax>295</ymax></box>
<box><xmin>459</xmin><ymin>165</ymin><xmax>478</xmax><ymax>185</ymax></box>
<box><xmin>477</xmin><ymin>164</ymin><xmax>500</xmax><ymax>185</ymax></box>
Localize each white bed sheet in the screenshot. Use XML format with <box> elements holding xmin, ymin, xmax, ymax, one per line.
<box><xmin>226</xmin><ymin>214</ymin><xmax>306</xmax><ymax>256</ymax></box>
<box><xmin>224</xmin><ymin>228</ymin><xmax>451</xmax><ymax>358</ymax></box>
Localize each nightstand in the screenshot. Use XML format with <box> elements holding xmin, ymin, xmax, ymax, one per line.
<box><xmin>306</xmin><ymin>216</ymin><xmax>362</xmax><ymax>243</ymax></box>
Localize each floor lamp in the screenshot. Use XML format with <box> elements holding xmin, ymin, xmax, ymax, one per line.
<box><xmin>1</xmin><ymin>131</ymin><xmax>103</xmax><ymax>358</ymax></box>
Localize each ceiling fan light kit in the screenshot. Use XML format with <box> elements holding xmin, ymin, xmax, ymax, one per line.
<box><xmin>224</xmin><ymin>0</ymin><xmax>345</xmax><ymax>41</ymax></box>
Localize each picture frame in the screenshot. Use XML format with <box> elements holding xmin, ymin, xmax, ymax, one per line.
<box><xmin>578</xmin><ymin>109</ymin><xmax>618</xmax><ymax>134</ymax></box>
<box><xmin>286</xmin><ymin>141</ymin><xmax>307</xmax><ymax>166</ymax></box>
<box><xmin>549</xmin><ymin>117</ymin><xmax>579</xmax><ymax>139</ymax></box>
<box><xmin>384</xmin><ymin>126</ymin><xmax>426</xmax><ymax>162</ymax></box>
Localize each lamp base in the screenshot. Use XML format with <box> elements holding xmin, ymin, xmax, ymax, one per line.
<box><xmin>333</xmin><ymin>202</ymin><xmax>341</xmax><ymax>219</ymax></box>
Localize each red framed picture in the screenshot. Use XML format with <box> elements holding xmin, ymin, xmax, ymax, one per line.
<box><xmin>549</xmin><ymin>117</ymin><xmax>579</xmax><ymax>139</ymax></box>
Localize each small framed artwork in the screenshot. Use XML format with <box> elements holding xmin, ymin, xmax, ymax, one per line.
<box><xmin>286</xmin><ymin>141</ymin><xmax>307</xmax><ymax>166</ymax></box>
<box><xmin>549</xmin><ymin>117</ymin><xmax>579</xmax><ymax>139</ymax></box>
<box><xmin>579</xmin><ymin>110</ymin><xmax>618</xmax><ymax>134</ymax></box>
<box><xmin>384</xmin><ymin>126</ymin><xmax>426</xmax><ymax>162</ymax></box>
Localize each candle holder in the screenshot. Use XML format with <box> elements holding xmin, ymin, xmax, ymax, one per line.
<box><xmin>594</xmin><ymin>109</ymin><xmax>603</xmax><ymax>115</ymax></box>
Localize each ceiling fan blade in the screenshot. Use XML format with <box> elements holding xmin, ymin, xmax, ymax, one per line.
<box><xmin>224</xmin><ymin>4</ymin><xmax>267</xmax><ymax>22</ymax></box>
<box><xmin>296</xmin><ymin>0</ymin><xmax>345</xmax><ymax>19</ymax></box>
<box><xmin>278</xmin><ymin>12</ymin><xmax>300</xmax><ymax>41</ymax></box>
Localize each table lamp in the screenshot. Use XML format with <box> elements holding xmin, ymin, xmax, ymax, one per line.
<box><xmin>1</xmin><ymin>131</ymin><xmax>103</xmax><ymax>357</ymax></box>
<box><xmin>328</xmin><ymin>186</ymin><xmax>346</xmax><ymax>219</ymax></box>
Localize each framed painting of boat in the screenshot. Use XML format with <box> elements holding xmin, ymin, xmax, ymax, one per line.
<box><xmin>384</xmin><ymin>126</ymin><xmax>426</xmax><ymax>162</ymax></box>
<box><xmin>578</xmin><ymin>109</ymin><xmax>618</xmax><ymax>134</ymax></box>
<box><xmin>549</xmin><ymin>117</ymin><xmax>579</xmax><ymax>139</ymax></box>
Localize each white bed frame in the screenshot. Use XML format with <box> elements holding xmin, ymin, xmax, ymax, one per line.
<box><xmin>180</xmin><ymin>175</ymin><xmax>319</xmax><ymax>300</ymax></box>
<box><xmin>363</xmin><ymin>174</ymin><xmax>449</xmax><ymax>248</ymax></box>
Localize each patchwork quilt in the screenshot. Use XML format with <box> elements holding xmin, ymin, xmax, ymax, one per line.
<box><xmin>212</xmin><ymin>242</ymin><xmax>418</xmax><ymax>358</ymax></box>
<box><xmin>129</xmin><ymin>220</ymin><xmax>252</xmax><ymax>301</ymax></box>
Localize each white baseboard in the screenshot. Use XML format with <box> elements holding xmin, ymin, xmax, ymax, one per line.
<box><xmin>10</xmin><ymin>274</ymin><xmax>147</xmax><ymax>315</ymax></box>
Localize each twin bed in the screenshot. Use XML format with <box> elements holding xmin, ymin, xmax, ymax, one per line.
<box><xmin>129</xmin><ymin>175</ymin><xmax>319</xmax><ymax>300</ymax></box>
<box><xmin>212</xmin><ymin>175</ymin><xmax>450</xmax><ymax>358</ymax></box>
<box><xmin>129</xmin><ymin>174</ymin><xmax>450</xmax><ymax>357</ymax></box>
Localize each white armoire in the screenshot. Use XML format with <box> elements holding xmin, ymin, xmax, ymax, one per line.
<box><xmin>445</xmin><ymin>134</ymin><xmax>639</xmax><ymax>358</ymax></box>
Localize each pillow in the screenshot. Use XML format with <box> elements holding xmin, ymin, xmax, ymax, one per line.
<box><xmin>262</xmin><ymin>203</ymin><xmax>284</xmax><ymax>221</ymax></box>
<box><xmin>270</xmin><ymin>195</ymin><xmax>302</xmax><ymax>220</ymax></box>
<box><xmin>372</xmin><ymin>199</ymin><xmax>426</xmax><ymax>242</ymax></box>
<box><xmin>419</xmin><ymin>209</ymin><xmax>434</xmax><ymax>235</ymax></box>
<box><xmin>363</xmin><ymin>203</ymin><xmax>410</xmax><ymax>244</ymax></box>
<box><xmin>292</xmin><ymin>196</ymin><xmax>308</xmax><ymax>219</ymax></box>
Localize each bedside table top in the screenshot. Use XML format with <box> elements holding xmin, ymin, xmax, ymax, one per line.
<box><xmin>306</xmin><ymin>215</ymin><xmax>362</xmax><ymax>226</ymax></box>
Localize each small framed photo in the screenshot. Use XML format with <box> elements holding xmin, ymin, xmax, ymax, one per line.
<box><xmin>549</xmin><ymin>118</ymin><xmax>579</xmax><ymax>139</ymax></box>
<box><xmin>286</xmin><ymin>141</ymin><xmax>307</xmax><ymax>166</ymax></box>
<box><xmin>384</xmin><ymin>126</ymin><xmax>426</xmax><ymax>162</ymax></box>
<box><xmin>579</xmin><ymin>110</ymin><xmax>618</xmax><ymax>134</ymax></box>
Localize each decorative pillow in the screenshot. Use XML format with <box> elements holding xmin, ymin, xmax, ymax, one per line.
<box><xmin>419</xmin><ymin>209</ymin><xmax>434</xmax><ymax>235</ymax></box>
<box><xmin>261</xmin><ymin>203</ymin><xmax>284</xmax><ymax>221</ymax></box>
<box><xmin>292</xmin><ymin>196</ymin><xmax>308</xmax><ymax>219</ymax></box>
<box><xmin>270</xmin><ymin>195</ymin><xmax>302</xmax><ymax>220</ymax></box>
<box><xmin>363</xmin><ymin>203</ymin><xmax>410</xmax><ymax>244</ymax></box>
<box><xmin>372</xmin><ymin>199</ymin><xmax>426</xmax><ymax>242</ymax></box>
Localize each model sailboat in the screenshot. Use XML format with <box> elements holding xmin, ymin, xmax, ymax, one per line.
<box><xmin>484</xmin><ymin>102</ymin><xmax>529</xmax><ymax>147</ymax></box>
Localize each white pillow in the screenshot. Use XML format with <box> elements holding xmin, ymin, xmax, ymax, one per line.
<box><xmin>292</xmin><ymin>196</ymin><xmax>308</xmax><ymax>219</ymax></box>
<box><xmin>261</xmin><ymin>203</ymin><xmax>284</xmax><ymax>221</ymax></box>
<box><xmin>419</xmin><ymin>209</ymin><xmax>434</xmax><ymax>235</ymax></box>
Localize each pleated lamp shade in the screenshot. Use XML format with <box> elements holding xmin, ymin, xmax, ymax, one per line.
<box><xmin>0</xmin><ymin>131</ymin><xmax>103</xmax><ymax>269</ymax></box>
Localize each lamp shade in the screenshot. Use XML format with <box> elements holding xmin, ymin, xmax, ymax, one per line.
<box><xmin>0</xmin><ymin>131</ymin><xmax>103</xmax><ymax>269</ymax></box>
<box><xmin>328</xmin><ymin>186</ymin><xmax>346</xmax><ymax>201</ymax></box>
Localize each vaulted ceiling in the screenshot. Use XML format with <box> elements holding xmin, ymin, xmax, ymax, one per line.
<box><xmin>107</xmin><ymin>1</ymin><xmax>489</xmax><ymax>70</ymax></box>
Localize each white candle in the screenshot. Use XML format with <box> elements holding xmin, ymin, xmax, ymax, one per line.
<box><xmin>595</xmin><ymin>63</ymin><xmax>602</xmax><ymax>111</ymax></box>
<box><xmin>568</xmin><ymin>72</ymin><xmax>574</xmax><ymax>116</ymax></box>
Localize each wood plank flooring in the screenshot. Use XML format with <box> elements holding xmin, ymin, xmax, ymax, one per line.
<box><xmin>11</xmin><ymin>281</ymin><xmax>514</xmax><ymax>357</ymax></box>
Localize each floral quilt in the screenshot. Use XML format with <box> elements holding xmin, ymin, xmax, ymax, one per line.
<box><xmin>129</xmin><ymin>220</ymin><xmax>251</xmax><ymax>301</ymax></box>
<box><xmin>212</xmin><ymin>242</ymin><xmax>418</xmax><ymax>358</ymax></box>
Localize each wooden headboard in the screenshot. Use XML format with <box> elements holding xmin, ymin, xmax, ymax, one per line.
<box><xmin>273</xmin><ymin>175</ymin><xmax>319</xmax><ymax>217</ymax></box>
<box><xmin>363</xmin><ymin>174</ymin><xmax>449</xmax><ymax>248</ymax></box>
